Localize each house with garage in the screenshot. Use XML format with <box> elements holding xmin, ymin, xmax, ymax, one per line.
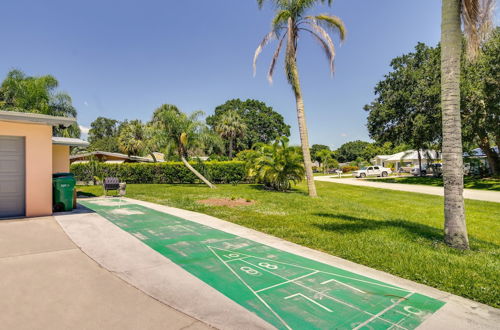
<box><xmin>0</xmin><ymin>110</ymin><xmax>88</xmax><ymax>219</ymax></box>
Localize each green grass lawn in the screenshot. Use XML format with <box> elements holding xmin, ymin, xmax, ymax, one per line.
<box><xmin>367</xmin><ymin>176</ymin><xmax>500</xmax><ymax>191</ymax></box>
<box><xmin>77</xmin><ymin>182</ymin><xmax>500</xmax><ymax>307</ymax></box>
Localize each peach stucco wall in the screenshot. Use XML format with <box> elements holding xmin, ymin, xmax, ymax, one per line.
<box><xmin>0</xmin><ymin>120</ymin><xmax>53</xmax><ymax>217</ymax></box>
<box><xmin>52</xmin><ymin>145</ymin><xmax>70</xmax><ymax>173</ymax></box>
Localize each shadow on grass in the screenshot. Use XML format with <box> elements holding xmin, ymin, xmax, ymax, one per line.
<box><xmin>313</xmin><ymin>213</ymin><xmax>499</xmax><ymax>250</ymax></box>
<box><xmin>314</xmin><ymin>213</ymin><xmax>443</xmax><ymax>242</ymax></box>
<box><xmin>247</xmin><ymin>184</ymin><xmax>306</xmax><ymax>195</ymax></box>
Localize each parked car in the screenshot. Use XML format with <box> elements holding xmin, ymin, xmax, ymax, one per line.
<box><xmin>429</xmin><ymin>163</ymin><xmax>443</xmax><ymax>177</ymax></box>
<box><xmin>352</xmin><ymin>166</ymin><xmax>392</xmax><ymax>178</ymax></box>
<box><xmin>411</xmin><ymin>165</ymin><xmax>428</xmax><ymax>176</ymax></box>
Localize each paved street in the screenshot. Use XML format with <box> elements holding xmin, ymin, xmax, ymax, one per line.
<box><xmin>315</xmin><ymin>177</ymin><xmax>500</xmax><ymax>203</ymax></box>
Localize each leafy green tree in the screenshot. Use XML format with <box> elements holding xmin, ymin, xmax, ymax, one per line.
<box><xmin>462</xmin><ymin>27</ymin><xmax>500</xmax><ymax>175</ymax></box>
<box><xmin>335</xmin><ymin>140</ymin><xmax>373</xmax><ymax>163</ymax></box>
<box><xmin>0</xmin><ymin>69</ymin><xmax>80</xmax><ymax>137</ymax></box>
<box><xmin>88</xmin><ymin>117</ymin><xmax>121</xmax><ymax>152</ymax></box>
<box><xmin>150</xmin><ymin>104</ymin><xmax>217</xmax><ymax>188</ymax></box>
<box><xmin>214</xmin><ymin>110</ymin><xmax>247</xmax><ymax>159</ymax></box>
<box><xmin>365</xmin><ymin>32</ymin><xmax>500</xmax><ymax>177</ymax></box>
<box><xmin>311</xmin><ymin>144</ymin><xmax>330</xmax><ymax>162</ymax></box>
<box><xmin>88</xmin><ymin>117</ymin><xmax>119</xmax><ymax>142</ymax></box>
<box><xmin>440</xmin><ymin>0</ymin><xmax>494</xmax><ymax>249</ymax></box>
<box><xmin>248</xmin><ymin>137</ymin><xmax>305</xmax><ymax>191</ymax></box>
<box><xmin>207</xmin><ymin>99</ymin><xmax>290</xmax><ymax>151</ymax></box>
<box><xmin>364</xmin><ymin>43</ymin><xmax>442</xmax><ymax>173</ymax></box>
<box><xmin>253</xmin><ymin>0</ymin><xmax>346</xmax><ymax>197</ymax></box>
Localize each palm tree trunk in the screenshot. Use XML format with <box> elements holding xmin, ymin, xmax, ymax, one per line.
<box><xmin>441</xmin><ymin>0</ymin><xmax>469</xmax><ymax>249</ymax></box>
<box><xmin>181</xmin><ymin>156</ymin><xmax>216</xmax><ymax>189</ymax></box>
<box><xmin>286</xmin><ymin>17</ymin><xmax>317</xmax><ymax>197</ymax></box>
<box><xmin>417</xmin><ymin>150</ymin><xmax>423</xmax><ymax>176</ymax></box>
<box><xmin>229</xmin><ymin>138</ymin><xmax>233</xmax><ymax>159</ymax></box>
<box><xmin>293</xmin><ymin>80</ymin><xmax>317</xmax><ymax>197</ymax></box>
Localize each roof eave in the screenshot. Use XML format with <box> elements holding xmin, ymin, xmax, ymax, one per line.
<box><xmin>0</xmin><ymin>110</ymin><xmax>76</xmax><ymax>127</ymax></box>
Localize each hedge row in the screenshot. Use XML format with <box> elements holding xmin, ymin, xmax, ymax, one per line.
<box><xmin>340</xmin><ymin>166</ymin><xmax>359</xmax><ymax>173</ymax></box>
<box><xmin>70</xmin><ymin>161</ymin><xmax>247</xmax><ymax>184</ymax></box>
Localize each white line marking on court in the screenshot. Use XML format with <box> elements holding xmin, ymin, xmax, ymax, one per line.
<box><xmin>225</xmin><ymin>257</ymin><xmax>250</xmax><ymax>263</ymax></box>
<box><xmin>207</xmin><ymin>246</ymin><xmax>293</xmax><ymax>330</ymax></box>
<box><xmin>284</xmin><ymin>293</ymin><xmax>333</xmax><ymax>312</ymax></box>
<box><xmin>321</xmin><ymin>278</ymin><xmax>366</xmax><ymax>294</ymax></box>
<box><xmin>353</xmin><ymin>292</ymin><xmax>414</xmax><ymax>330</ymax></box>
<box><xmin>244</xmin><ymin>259</ymin><xmax>407</xmax><ymax>329</ymax></box>
<box><xmin>210</xmin><ymin>246</ymin><xmax>409</xmax><ymax>292</ymax></box>
<box><xmin>256</xmin><ymin>271</ymin><xmax>319</xmax><ymax>293</ymax></box>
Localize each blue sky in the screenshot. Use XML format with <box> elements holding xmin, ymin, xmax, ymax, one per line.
<box><xmin>1</xmin><ymin>1</ymin><xmax>498</xmax><ymax>148</ymax></box>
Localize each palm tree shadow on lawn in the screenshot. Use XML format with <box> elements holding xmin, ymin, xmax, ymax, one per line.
<box><xmin>313</xmin><ymin>213</ymin><xmax>498</xmax><ymax>250</ymax></box>
<box><xmin>248</xmin><ymin>184</ymin><xmax>306</xmax><ymax>195</ymax></box>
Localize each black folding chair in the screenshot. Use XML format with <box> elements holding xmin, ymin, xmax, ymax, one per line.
<box><xmin>103</xmin><ymin>177</ymin><xmax>120</xmax><ymax>196</ymax></box>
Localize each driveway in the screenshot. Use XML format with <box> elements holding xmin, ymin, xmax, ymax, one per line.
<box><xmin>315</xmin><ymin>177</ymin><xmax>500</xmax><ymax>203</ymax></box>
<box><xmin>55</xmin><ymin>198</ymin><xmax>500</xmax><ymax>330</ymax></box>
<box><xmin>0</xmin><ymin>216</ymin><xmax>209</xmax><ymax>330</ymax></box>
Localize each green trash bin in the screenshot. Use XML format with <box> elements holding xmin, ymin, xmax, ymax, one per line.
<box><xmin>53</xmin><ymin>173</ymin><xmax>76</xmax><ymax>212</ymax></box>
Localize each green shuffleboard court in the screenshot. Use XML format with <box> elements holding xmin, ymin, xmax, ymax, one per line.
<box><xmin>80</xmin><ymin>198</ymin><xmax>445</xmax><ymax>330</ymax></box>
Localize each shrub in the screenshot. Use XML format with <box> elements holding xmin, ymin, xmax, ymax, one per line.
<box><xmin>246</xmin><ymin>137</ymin><xmax>304</xmax><ymax>191</ymax></box>
<box><xmin>341</xmin><ymin>166</ymin><xmax>359</xmax><ymax>173</ymax></box>
<box><xmin>71</xmin><ymin>161</ymin><xmax>247</xmax><ymax>184</ymax></box>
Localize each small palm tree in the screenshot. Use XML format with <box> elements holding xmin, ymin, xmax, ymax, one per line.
<box><xmin>253</xmin><ymin>0</ymin><xmax>345</xmax><ymax>197</ymax></box>
<box><xmin>250</xmin><ymin>137</ymin><xmax>305</xmax><ymax>191</ymax></box>
<box><xmin>215</xmin><ymin>110</ymin><xmax>247</xmax><ymax>159</ymax></box>
<box><xmin>118</xmin><ymin>120</ymin><xmax>146</xmax><ymax>156</ymax></box>
<box><xmin>440</xmin><ymin>0</ymin><xmax>494</xmax><ymax>249</ymax></box>
<box><xmin>150</xmin><ymin>104</ymin><xmax>216</xmax><ymax>188</ymax></box>
<box><xmin>316</xmin><ymin>149</ymin><xmax>334</xmax><ymax>174</ymax></box>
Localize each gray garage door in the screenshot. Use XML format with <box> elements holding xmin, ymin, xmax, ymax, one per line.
<box><xmin>0</xmin><ymin>136</ymin><xmax>25</xmax><ymax>218</ymax></box>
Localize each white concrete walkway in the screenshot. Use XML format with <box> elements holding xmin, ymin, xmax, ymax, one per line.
<box><xmin>315</xmin><ymin>177</ymin><xmax>500</xmax><ymax>203</ymax></box>
<box><xmin>0</xmin><ymin>216</ymin><xmax>209</xmax><ymax>330</ymax></box>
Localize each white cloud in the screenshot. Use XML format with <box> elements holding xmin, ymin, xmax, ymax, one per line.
<box><xmin>83</xmin><ymin>101</ymin><xmax>89</xmax><ymax>106</ymax></box>
<box><xmin>79</xmin><ymin>125</ymin><xmax>90</xmax><ymax>134</ymax></box>
<box><xmin>340</xmin><ymin>133</ymin><xmax>348</xmax><ymax>137</ymax></box>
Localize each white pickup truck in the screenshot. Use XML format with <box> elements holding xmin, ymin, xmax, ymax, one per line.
<box><xmin>352</xmin><ymin>166</ymin><xmax>392</xmax><ymax>178</ymax></box>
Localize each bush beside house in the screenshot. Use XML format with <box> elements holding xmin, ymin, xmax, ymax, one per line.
<box><xmin>71</xmin><ymin>161</ymin><xmax>246</xmax><ymax>184</ymax></box>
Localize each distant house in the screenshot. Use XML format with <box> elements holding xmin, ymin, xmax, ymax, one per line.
<box><xmin>463</xmin><ymin>147</ymin><xmax>498</xmax><ymax>173</ymax></box>
<box><xmin>371</xmin><ymin>155</ymin><xmax>392</xmax><ymax>167</ymax></box>
<box><xmin>372</xmin><ymin>150</ymin><xmax>440</xmax><ymax>170</ymax></box>
<box><xmin>70</xmin><ymin>151</ymin><xmax>155</xmax><ymax>164</ymax></box>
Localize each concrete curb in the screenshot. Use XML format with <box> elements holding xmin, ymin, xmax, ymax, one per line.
<box><xmin>57</xmin><ymin>197</ymin><xmax>499</xmax><ymax>330</ymax></box>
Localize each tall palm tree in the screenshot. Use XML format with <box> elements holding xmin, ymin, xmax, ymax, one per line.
<box><xmin>215</xmin><ymin>110</ymin><xmax>247</xmax><ymax>159</ymax></box>
<box><xmin>440</xmin><ymin>0</ymin><xmax>494</xmax><ymax>249</ymax></box>
<box><xmin>150</xmin><ymin>104</ymin><xmax>216</xmax><ymax>188</ymax></box>
<box><xmin>253</xmin><ymin>0</ymin><xmax>346</xmax><ymax>197</ymax></box>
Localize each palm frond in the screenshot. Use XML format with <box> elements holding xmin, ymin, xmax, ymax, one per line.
<box><xmin>306</xmin><ymin>18</ymin><xmax>336</xmax><ymax>74</ymax></box>
<box><xmin>253</xmin><ymin>31</ymin><xmax>277</xmax><ymax>76</ymax></box>
<box><xmin>273</xmin><ymin>9</ymin><xmax>291</xmax><ymax>31</ymax></box>
<box><xmin>301</xmin><ymin>28</ymin><xmax>335</xmax><ymax>75</ymax></box>
<box><xmin>268</xmin><ymin>33</ymin><xmax>287</xmax><ymax>83</ymax></box>
<box><xmin>285</xmin><ymin>18</ymin><xmax>300</xmax><ymax>94</ymax></box>
<box><xmin>309</xmin><ymin>14</ymin><xmax>346</xmax><ymax>42</ymax></box>
<box><xmin>462</xmin><ymin>0</ymin><xmax>495</xmax><ymax>60</ymax></box>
